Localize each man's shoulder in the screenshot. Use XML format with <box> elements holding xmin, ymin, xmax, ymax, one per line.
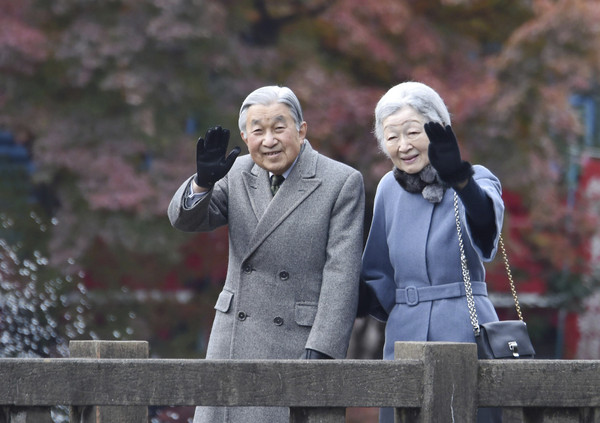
<box><xmin>314</xmin><ymin>150</ymin><xmax>361</xmax><ymax>177</ymax></box>
<box><xmin>230</xmin><ymin>153</ymin><xmax>255</xmax><ymax>172</ymax></box>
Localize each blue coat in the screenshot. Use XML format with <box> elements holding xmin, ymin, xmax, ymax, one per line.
<box><xmin>362</xmin><ymin>165</ymin><xmax>504</xmax><ymax>361</ymax></box>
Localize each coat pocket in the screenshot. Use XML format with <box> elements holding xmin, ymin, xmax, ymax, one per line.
<box><xmin>214</xmin><ymin>289</ymin><xmax>234</xmax><ymax>313</ymax></box>
<box><xmin>295</xmin><ymin>302</ymin><xmax>318</xmax><ymax>327</ymax></box>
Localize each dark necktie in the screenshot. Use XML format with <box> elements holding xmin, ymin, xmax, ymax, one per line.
<box><xmin>270</xmin><ymin>174</ymin><xmax>285</xmax><ymax>196</ymax></box>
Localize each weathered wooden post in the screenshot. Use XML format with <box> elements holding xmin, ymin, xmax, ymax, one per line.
<box><xmin>0</xmin><ymin>406</ymin><xmax>53</xmax><ymax>423</ymax></box>
<box><xmin>68</xmin><ymin>340</ymin><xmax>149</xmax><ymax>423</ymax></box>
<box><xmin>288</xmin><ymin>359</ymin><xmax>348</xmax><ymax>423</ymax></box>
<box><xmin>289</xmin><ymin>407</ymin><xmax>346</xmax><ymax>423</ymax></box>
<box><xmin>394</xmin><ymin>342</ymin><xmax>478</xmax><ymax>423</ymax></box>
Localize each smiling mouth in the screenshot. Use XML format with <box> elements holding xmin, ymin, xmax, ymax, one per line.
<box><xmin>264</xmin><ymin>151</ymin><xmax>281</xmax><ymax>157</ymax></box>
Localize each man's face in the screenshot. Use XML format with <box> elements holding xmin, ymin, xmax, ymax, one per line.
<box><xmin>382</xmin><ymin>106</ymin><xmax>430</xmax><ymax>174</ymax></box>
<box><xmin>241</xmin><ymin>102</ymin><xmax>307</xmax><ymax>175</ymax></box>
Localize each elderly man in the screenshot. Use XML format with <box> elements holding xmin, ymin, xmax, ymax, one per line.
<box><xmin>168</xmin><ymin>85</ymin><xmax>365</xmax><ymax>423</ymax></box>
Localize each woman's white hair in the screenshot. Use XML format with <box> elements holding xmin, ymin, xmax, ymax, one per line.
<box><xmin>374</xmin><ymin>81</ymin><xmax>451</xmax><ymax>156</ymax></box>
<box><xmin>238</xmin><ymin>86</ymin><xmax>304</xmax><ymax>136</ymax></box>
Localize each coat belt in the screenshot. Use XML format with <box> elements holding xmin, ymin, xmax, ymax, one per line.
<box><xmin>396</xmin><ymin>282</ymin><xmax>488</xmax><ymax>306</ymax></box>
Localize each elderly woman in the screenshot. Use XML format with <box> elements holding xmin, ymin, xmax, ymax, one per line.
<box><xmin>360</xmin><ymin>81</ymin><xmax>503</xmax><ymax>422</ymax></box>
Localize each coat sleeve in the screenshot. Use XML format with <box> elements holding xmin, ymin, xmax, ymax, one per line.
<box><xmin>167</xmin><ymin>174</ymin><xmax>229</xmax><ymax>232</ymax></box>
<box><xmin>360</xmin><ymin>180</ymin><xmax>395</xmax><ymax>321</ymax></box>
<box><xmin>304</xmin><ymin>170</ymin><xmax>365</xmax><ymax>359</ymax></box>
<box><xmin>461</xmin><ymin>165</ymin><xmax>505</xmax><ymax>262</ymax></box>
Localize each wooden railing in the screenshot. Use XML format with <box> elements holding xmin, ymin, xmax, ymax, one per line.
<box><xmin>1</xmin><ymin>340</ymin><xmax>600</xmax><ymax>422</ymax></box>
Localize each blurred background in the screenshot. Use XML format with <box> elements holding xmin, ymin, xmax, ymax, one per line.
<box><xmin>2</xmin><ymin>0</ymin><xmax>600</xmax><ymax>421</ymax></box>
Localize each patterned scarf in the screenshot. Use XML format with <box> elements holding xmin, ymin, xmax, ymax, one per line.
<box><xmin>393</xmin><ymin>164</ymin><xmax>447</xmax><ymax>204</ymax></box>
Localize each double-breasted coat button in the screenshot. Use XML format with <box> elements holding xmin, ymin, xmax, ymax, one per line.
<box><xmin>237</xmin><ymin>311</ymin><xmax>247</xmax><ymax>321</ymax></box>
<box><xmin>243</xmin><ymin>263</ymin><xmax>252</xmax><ymax>274</ymax></box>
<box><xmin>273</xmin><ymin>317</ymin><xmax>283</xmax><ymax>326</ymax></box>
<box><xmin>278</xmin><ymin>271</ymin><xmax>289</xmax><ymax>280</ymax></box>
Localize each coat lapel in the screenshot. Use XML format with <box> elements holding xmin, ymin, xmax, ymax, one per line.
<box><xmin>241</xmin><ymin>166</ymin><xmax>272</xmax><ymax>222</ymax></box>
<box><xmin>244</xmin><ymin>141</ymin><xmax>321</xmax><ymax>259</ymax></box>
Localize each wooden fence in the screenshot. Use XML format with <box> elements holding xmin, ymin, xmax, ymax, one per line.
<box><xmin>1</xmin><ymin>340</ymin><xmax>600</xmax><ymax>422</ymax></box>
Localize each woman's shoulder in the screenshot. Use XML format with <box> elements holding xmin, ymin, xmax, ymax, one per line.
<box><xmin>377</xmin><ymin>170</ymin><xmax>396</xmax><ymax>190</ymax></box>
<box><xmin>472</xmin><ymin>164</ymin><xmax>497</xmax><ymax>179</ymax></box>
<box><xmin>372</xmin><ymin>170</ymin><xmax>403</xmax><ymax>205</ymax></box>
<box><xmin>472</xmin><ymin>165</ymin><xmax>500</xmax><ymax>183</ymax></box>
<box><xmin>472</xmin><ymin>164</ymin><xmax>502</xmax><ymax>194</ymax></box>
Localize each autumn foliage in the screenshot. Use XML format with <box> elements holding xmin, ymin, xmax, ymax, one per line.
<box><xmin>2</xmin><ymin>0</ymin><xmax>600</xmax><ymax>359</ymax></box>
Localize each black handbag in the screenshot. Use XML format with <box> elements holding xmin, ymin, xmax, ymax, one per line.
<box><xmin>476</xmin><ymin>320</ymin><xmax>535</xmax><ymax>359</ymax></box>
<box><xmin>453</xmin><ymin>192</ymin><xmax>535</xmax><ymax>359</ymax></box>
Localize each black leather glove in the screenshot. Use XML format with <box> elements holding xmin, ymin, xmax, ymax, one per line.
<box><xmin>194</xmin><ymin>126</ymin><xmax>241</xmax><ymax>188</ymax></box>
<box><xmin>425</xmin><ymin>122</ymin><xmax>473</xmax><ymax>186</ymax></box>
<box><xmin>303</xmin><ymin>348</ymin><xmax>333</xmax><ymax>359</ymax></box>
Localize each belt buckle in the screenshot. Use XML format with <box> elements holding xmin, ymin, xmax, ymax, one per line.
<box><xmin>405</xmin><ymin>286</ymin><xmax>419</xmax><ymax>306</ymax></box>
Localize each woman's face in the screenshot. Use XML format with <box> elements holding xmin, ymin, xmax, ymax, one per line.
<box><xmin>382</xmin><ymin>106</ymin><xmax>430</xmax><ymax>174</ymax></box>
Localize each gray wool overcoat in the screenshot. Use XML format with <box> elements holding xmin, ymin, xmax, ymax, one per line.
<box><xmin>168</xmin><ymin>141</ymin><xmax>365</xmax><ymax>423</ymax></box>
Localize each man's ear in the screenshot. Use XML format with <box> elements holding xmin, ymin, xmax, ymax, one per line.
<box><xmin>240</xmin><ymin>131</ymin><xmax>249</xmax><ymax>147</ymax></box>
<box><xmin>299</xmin><ymin>121</ymin><xmax>307</xmax><ymax>139</ymax></box>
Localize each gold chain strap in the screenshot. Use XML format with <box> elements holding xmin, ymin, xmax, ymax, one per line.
<box><xmin>453</xmin><ymin>192</ymin><xmax>480</xmax><ymax>335</ymax></box>
<box><xmin>453</xmin><ymin>192</ymin><xmax>524</xmax><ymax>337</ymax></box>
<box><xmin>498</xmin><ymin>235</ymin><xmax>523</xmax><ymax>321</ymax></box>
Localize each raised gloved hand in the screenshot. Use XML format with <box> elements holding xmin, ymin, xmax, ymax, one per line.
<box><xmin>194</xmin><ymin>126</ymin><xmax>241</xmax><ymax>188</ymax></box>
<box><xmin>303</xmin><ymin>348</ymin><xmax>333</xmax><ymax>360</ymax></box>
<box><xmin>424</xmin><ymin>122</ymin><xmax>473</xmax><ymax>186</ymax></box>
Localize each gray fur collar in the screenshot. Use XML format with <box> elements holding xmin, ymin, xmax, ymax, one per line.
<box><xmin>393</xmin><ymin>165</ymin><xmax>447</xmax><ymax>204</ymax></box>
